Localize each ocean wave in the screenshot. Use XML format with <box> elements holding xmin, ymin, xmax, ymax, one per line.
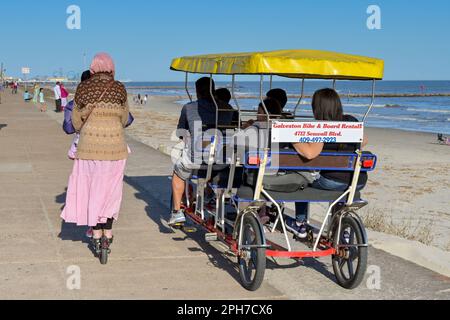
<box><xmin>406</xmin><ymin>107</ymin><xmax>450</xmax><ymax>114</ymax></box>
<box><xmin>369</xmin><ymin>114</ymin><xmax>433</xmax><ymax>122</ymax></box>
<box><xmin>345</xmin><ymin>103</ymin><xmax>386</xmax><ymax>108</ymax></box>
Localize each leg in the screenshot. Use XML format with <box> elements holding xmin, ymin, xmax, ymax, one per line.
<box><xmin>294</xmin><ymin>202</ymin><xmax>308</xmax><ymax>222</ymax></box>
<box><xmin>102</xmin><ymin>218</ymin><xmax>114</xmax><ymax>239</ymax></box>
<box><xmin>92</xmin><ymin>223</ymin><xmax>104</xmax><ymax>239</ymax></box>
<box><xmin>172</xmin><ymin>172</ymin><xmax>185</xmax><ymax>211</ymax></box>
<box><xmin>169</xmin><ymin>172</ymin><xmax>187</xmax><ymax>226</ymax></box>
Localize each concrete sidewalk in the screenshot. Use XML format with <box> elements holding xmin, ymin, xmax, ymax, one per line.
<box><xmin>0</xmin><ymin>91</ymin><xmax>449</xmax><ymax>299</ymax></box>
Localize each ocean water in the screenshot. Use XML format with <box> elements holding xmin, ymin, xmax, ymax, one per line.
<box><xmin>126</xmin><ymin>81</ymin><xmax>450</xmax><ymax>135</ymax></box>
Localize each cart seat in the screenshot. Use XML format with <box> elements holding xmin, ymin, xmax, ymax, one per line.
<box><xmin>234</xmin><ymin>185</ymin><xmax>360</xmax><ymax>203</ymax></box>
<box><xmin>192</xmin><ymin>166</ymin><xmax>244</xmax><ymax>189</ymax></box>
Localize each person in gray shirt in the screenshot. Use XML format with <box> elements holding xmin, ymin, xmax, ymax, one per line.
<box><xmin>169</xmin><ymin>77</ymin><xmax>233</xmax><ymax>226</ymax></box>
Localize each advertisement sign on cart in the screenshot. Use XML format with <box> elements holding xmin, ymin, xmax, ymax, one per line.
<box><xmin>272</xmin><ymin>121</ymin><xmax>364</xmax><ymax>144</ymax></box>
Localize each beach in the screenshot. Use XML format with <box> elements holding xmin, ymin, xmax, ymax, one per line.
<box><xmin>125</xmin><ymin>95</ymin><xmax>450</xmax><ymax>251</ymax></box>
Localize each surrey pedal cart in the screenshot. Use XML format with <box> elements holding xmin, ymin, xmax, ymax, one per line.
<box><xmin>169</xmin><ymin>49</ymin><xmax>384</xmax><ymax>291</ymax></box>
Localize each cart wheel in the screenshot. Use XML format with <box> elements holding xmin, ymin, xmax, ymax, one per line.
<box><xmin>332</xmin><ymin>216</ymin><xmax>367</xmax><ymax>289</ymax></box>
<box><xmin>237</xmin><ymin>214</ymin><xmax>266</xmax><ymax>291</ymax></box>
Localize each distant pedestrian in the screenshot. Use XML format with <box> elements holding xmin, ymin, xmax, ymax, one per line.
<box><xmin>12</xmin><ymin>82</ymin><xmax>18</xmax><ymax>94</ymax></box>
<box><xmin>39</xmin><ymin>88</ymin><xmax>47</xmax><ymax>112</ymax></box>
<box><xmin>33</xmin><ymin>84</ymin><xmax>40</xmax><ymax>103</ymax></box>
<box><xmin>54</xmin><ymin>82</ymin><xmax>62</xmax><ymax>112</ymax></box>
<box><xmin>144</xmin><ymin>94</ymin><xmax>148</xmax><ymax>105</ymax></box>
<box><xmin>137</xmin><ymin>93</ymin><xmax>141</xmax><ymax>105</ymax></box>
<box><xmin>60</xmin><ymin>83</ymin><xmax>69</xmax><ymax>111</ymax></box>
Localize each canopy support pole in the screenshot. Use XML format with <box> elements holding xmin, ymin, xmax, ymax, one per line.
<box><xmin>253</xmin><ymin>75</ymin><xmax>270</xmax><ymax>200</ymax></box>
<box><xmin>185</xmin><ymin>72</ymin><xmax>192</xmax><ymax>102</ymax></box>
<box><xmin>363</xmin><ymin>80</ymin><xmax>376</xmax><ymax>122</ymax></box>
<box><xmin>293</xmin><ymin>78</ymin><xmax>305</xmax><ymax>115</ymax></box>
<box><xmin>231</xmin><ymin>75</ymin><xmax>241</xmax><ymax>131</ymax></box>
<box><xmin>205</xmin><ymin>74</ymin><xmax>219</xmax><ymax>182</ymax></box>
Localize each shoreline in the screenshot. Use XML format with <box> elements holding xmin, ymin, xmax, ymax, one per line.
<box><xmin>126</xmin><ymin>90</ymin><xmax>450</xmax><ymax>98</ymax></box>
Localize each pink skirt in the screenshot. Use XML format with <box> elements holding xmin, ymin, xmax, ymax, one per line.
<box><xmin>61</xmin><ymin>159</ymin><xmax>127</xmax><ymax>227</ymax></box>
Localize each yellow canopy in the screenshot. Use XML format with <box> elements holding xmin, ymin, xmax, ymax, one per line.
<box><xmin>171</xmin><ymin>49</ymin><xmax>384</xmax><ymax>80</ymax></box>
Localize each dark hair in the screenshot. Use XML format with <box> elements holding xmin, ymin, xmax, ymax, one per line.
<box><xmin>81</xmin><ymin>70</ymin><xmax>91</xmax><ymax>82</ymax></box>
<box><xmin>215</xmin><ymin>88</ymin><xmax>231</xmax><ymax>104</ymax></box>
<box><xmin>266</xmin><ymin>88</ymin><xmax>288</xmax><ymax>109</ymax></box>
<box><xmin>311</xmin><ymin>88</ymin><xmax>343</xmax><ymax>121</ymax></box>
<box><xmin>259</xmin><ymin>98</ymin><xmax>282</xmax><ymax>116</ymax></box>
<box><xmin>196</xmin><ymin>77</ymin><xmax>215</xmax><ymax>101</ymax></box>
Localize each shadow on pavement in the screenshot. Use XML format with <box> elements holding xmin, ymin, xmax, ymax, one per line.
<box><xmin>124</xmin><ymin>175</ymin><xmax>243</xmax><ymax>286</ymax></box>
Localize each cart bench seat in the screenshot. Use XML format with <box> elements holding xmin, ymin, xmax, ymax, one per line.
<box><xmin>234</xmin><ymin>185</ymin><xmax>360</xmax><ymax>203</ymax></box>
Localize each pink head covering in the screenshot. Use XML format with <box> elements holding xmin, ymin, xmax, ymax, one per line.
<box><xmin>90</xmin><ymin>52</ymin><xmax>115</xmax><ymax>76</ymax></box>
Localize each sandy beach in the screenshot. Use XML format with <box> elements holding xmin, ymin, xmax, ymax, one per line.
<box><xmin>126</xmin><ymin>95</ymin><xmax>450</xmax><ymax>251</ymax></box>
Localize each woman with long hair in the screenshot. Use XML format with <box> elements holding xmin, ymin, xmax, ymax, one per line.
<box><xmin>289</xmin><ymin>88</ymin><xmax>368</xmax><ymax>237</ymax></box>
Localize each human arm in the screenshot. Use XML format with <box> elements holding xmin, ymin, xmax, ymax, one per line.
<box><xmin>63</xmin><ymin>101</ymin><xmax>76</xmax><ymax>134</ymax></box>
<box><xmin>125</xmin><ymin>112</ymin><xmax>134</xmax><ymax>128</ymax></box>
<box><xmin>71</xmin><ymin>86</ymin><xmax>85</xmax><ymax>131</ymax></box>
<box><xmin>292</xmin><ymin>142</ymin><xmax>324</xmax><ymax>160</ymax></box>
<box><xmin>176</xmin><ymin>105</ymin><xmax>188</xmax><ymax>140</ymax></box>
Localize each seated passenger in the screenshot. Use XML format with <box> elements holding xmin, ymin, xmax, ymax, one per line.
<box><xmin>243</xmin><ymin>98</ymin><xmax>282</xmax><ymax>129</ymax></box>
<box><xmin>266</xmin><ymin>88</ymin><xmax>288</xmax><ymax>110</ymax></box>
<box><xmin>169</xmin><ymin>78</ymin><xmax>233</xmax><ymax>226</ymax></box>
<box><xmin>267</xmin><ymin>88</ymin><xmax>294</xmax><ymax>118</ymax></box>
<box><xmin>288</xmin><ymin>88</ymin><xmax>368</xmax><ymax>236</ymax></box>
<box><xmin>215</xmin><ymin>88</ymin><xmax>239</xmax><ymax>124</ymax></box>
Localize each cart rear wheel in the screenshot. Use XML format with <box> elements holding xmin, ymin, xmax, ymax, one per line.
<box><xmin>332</xmin><ymin>216</ymin><xmax>367</xmax><ymax>289</ymax></box>
<box><xmin>237</xmin><ymin>214</ymin><xmax>266</xmax><ymax>291</ymax></box>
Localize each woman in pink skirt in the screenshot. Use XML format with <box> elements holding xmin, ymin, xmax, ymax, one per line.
<box><xmin>61</xmin><ymin>52</ymin><xmax>130</xmax><ymax>255</ymax></box>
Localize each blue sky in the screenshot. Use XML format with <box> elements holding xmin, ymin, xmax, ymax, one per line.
<box><xmin>1</xmin><ymin>0</ymin><xmax>449</xmax><ymax>81</ymax></box>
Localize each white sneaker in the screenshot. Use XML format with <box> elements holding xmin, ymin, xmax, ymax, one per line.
<box><xmin>169</xmin><ymin>210</ymin><xmax>186</xmax><ymax>226</ymax></box>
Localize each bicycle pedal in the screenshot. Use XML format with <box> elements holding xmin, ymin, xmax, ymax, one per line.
<box><xmin>171</xmin><ymin>223</ymin><xmax>185</xmax><ymax>230</ymax></box>
<box><xmin>205</xmin><ymin>233</ymin><xmax>218</xmax><ymax>242</ymax></box>
<box><xmin>183</xmin><ymin>226</ymin><xmax>197</xmax><ymax>233</ymax></box>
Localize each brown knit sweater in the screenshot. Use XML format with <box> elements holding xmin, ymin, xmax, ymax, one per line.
<box><xmin>72</xmin><ymin>72</ymin><xmax>130</xmax><ymax>161</ymax></box>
